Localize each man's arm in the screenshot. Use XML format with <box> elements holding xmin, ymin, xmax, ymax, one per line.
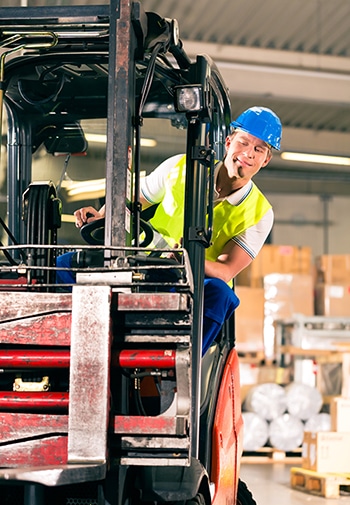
<box><xmin>73</xmin><ymin>195</ymin><xmax>152</xmax><ymax>229</ymax></box>
<box><xmin>205</xmin><ymin>208</ymin><xmax>274</xmax><ymax>283</ymax></box>
<box><xmin>204</xmin><ymin>240</ymin><xmax>253</xmax><ymax>284</ymax></box>
<box><xmin>139</xmin><ymin>194</ymin><xmax>154</xmax><ymax>210</ymax></box>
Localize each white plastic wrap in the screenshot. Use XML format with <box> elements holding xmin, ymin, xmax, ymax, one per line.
<box><xmin>268</xmin><ymin>413</ymin><xmax>304</xmax><ymax>451</ymax></box>
<box><xmin>304</xmin><ymin>413</ymin><xmax>331</xmax><ymax>432</ymax></box>
<box><xmin>242</xmin><ymin>412</ymin><xmax>269</xmax><ymax>451</ymax></box>
<box><xmin>285</xmin><ymin>382</ymin><xmax>323</xmax><ymax>420</ymax></box>
<box><xmin>243</xmin><ymin>383</ymin><xmax>287</xmax><ymax>421</ymax></box>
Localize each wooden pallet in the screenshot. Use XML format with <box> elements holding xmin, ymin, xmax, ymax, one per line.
<box><xmin>290</xmin><ymin>466</ymin><xmax>350</xmax><ymax>498</ymax></box>
<box><xmin>242</xmin><ymin>447</ymin><xmax>302</xmax><ymax>464</ymax></box>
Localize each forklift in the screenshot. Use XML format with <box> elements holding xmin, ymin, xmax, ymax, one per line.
<box><xmin>0</xmin><ymin>1</ymin><xmax>256</xmax><ymax>504</ymax></box>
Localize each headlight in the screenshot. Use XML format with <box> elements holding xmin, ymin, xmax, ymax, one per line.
<box><xmin>174</xmin><ymin>85</ymin><xmax>204</xmax><ymax>113</ymax></box>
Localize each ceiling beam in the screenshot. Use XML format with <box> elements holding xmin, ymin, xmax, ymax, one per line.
<box><xmin>183</xmin><ymin>40</ymin><xmax>350</xmax><ymax>105</ymax></box>
<box><xmin>278</xmin><ymin>127</ymin><xmax>350</xmax><ymax>156</ymax></box>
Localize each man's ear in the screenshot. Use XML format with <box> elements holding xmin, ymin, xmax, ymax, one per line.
<box><xmin>262</xmin><ymin>151</ymin><xmax>272</xmax><ymax>167</ymax></box>
<box><xmin>225</xmin><ymin>135</ymin><xmax>232</xmax><ymax>151</ymax></box>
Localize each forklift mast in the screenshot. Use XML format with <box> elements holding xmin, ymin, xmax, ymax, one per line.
<box><xmin>0</xmin><ymin>1</ymin><xmax>243</xmax><ymax>504</ymax></box>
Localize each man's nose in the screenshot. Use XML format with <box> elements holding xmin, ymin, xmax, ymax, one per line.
<box><xmin>243</xmin><ymin>146</ymin><xmax>255</xmax><ymax>158</ymax></box>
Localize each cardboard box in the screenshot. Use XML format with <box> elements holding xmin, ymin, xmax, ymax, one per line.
<box><xmin>264</xmin><ymin>273</ymin><xmax>314</xmax><ymax>320</ymax></box>
<box><xmin>316</xmin><ymin>255</ymin><xmax>350</xmax><ymax>284</ymax></box>
<box><xmin>239</xmin><ymin>362</ymin><xmax>290</xmax><ymax>387</ymax></box>
<box><xmin>257</xmin><ymin>364</ymin><xmax>290</xmax><ymax>385</ymax></box>
<box><xmin>236</xmin><ymin>244</ymin><xmax>312</xmax><ymax>287</ymax></box>
<box><xmin>235</xmin><ymin>286</ymin><xmax>265</xmax><ymax>353</ymax></box>
<box><xmin>315</xmin><ymin>283</ymin><xmax>350</xmax><ymax>316</ymax></box>
<box><xmin>239</xmin><ymin>362</ymin><xmax>259</xmax><ymax>386</ymax></box>
<box><xmin>303</xmin><ymin>431</ymin><xmax>350</xmax><ymax>473</ymax></box>
<box><xmin>263</xmin><ymin>274</ymin><xmax>314</xmax><ymax>358</ymax></box>
<box><xmin>330</xmin><ymin>396</ymin><xmax>350</xmax><ymax>432</ymax></box>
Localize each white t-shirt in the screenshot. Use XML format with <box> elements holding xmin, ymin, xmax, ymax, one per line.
<box><xmin>141</xmin><ymin>154</ymin><xmax>274</xmax><ymax>259</ymax></box>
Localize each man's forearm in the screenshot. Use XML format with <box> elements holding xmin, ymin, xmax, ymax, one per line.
<box><xmin>204</xmin><ymin>259</ymin><xmax>234</xmax><ymax>284</ymax></box>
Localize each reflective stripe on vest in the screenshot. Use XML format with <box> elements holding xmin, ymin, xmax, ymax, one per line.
<box><xmin>149</xmin><ymin>154</ymin><xmax>272</xmax><ymax>258</ymax></box>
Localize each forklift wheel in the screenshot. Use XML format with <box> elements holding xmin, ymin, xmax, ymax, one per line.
<box><xmin>185</xmin><ymin>493</ymin><xmax>206</xmax><ymax>504</ymax></box>
<box><xmin>237</xmin><ymin>479</ymin><xmax>257</xmax><ymax>505</ymax></box>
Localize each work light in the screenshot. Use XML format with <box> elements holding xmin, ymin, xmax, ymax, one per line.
<box><xmin>174</xmin><ymin>84</ymin><xmax>204</xmax><ymax>113</ymax></box>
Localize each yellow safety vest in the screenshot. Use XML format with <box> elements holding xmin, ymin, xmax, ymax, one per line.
<box><xmin>149</xmin><ymin>155</ymin><xmax>272</xmax><ymax>259</ymax></box>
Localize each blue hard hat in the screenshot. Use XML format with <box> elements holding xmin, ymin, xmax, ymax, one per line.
<box><xmin>230</xmin><ymin>106</ymin><xmax>282</xmax><ymax>150</ymax></box>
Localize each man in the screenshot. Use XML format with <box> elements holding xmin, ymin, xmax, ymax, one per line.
<box><xmin>59</xmin><ymin>106</ymin><xmax>282</xmax><ymax>353</ymax></box>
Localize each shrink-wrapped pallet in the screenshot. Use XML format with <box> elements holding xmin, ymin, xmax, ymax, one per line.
<box><xmin>243</xmin><ymin>383</ymin><xmax>287</xmax><ymax>421</ymax></box>
<box><xmin>304</xmin><ymin>413</ymin><xmax>331</xmax><ymax>432</ymax></box>
<box><xmin>268</xmin><ymin>413</ymin><xmax>304</xmax><ymax>451</ymax></box>
<box><xmin>242</xmin><ymin>412</ymin><xmax>269</xmax><ymax>451</ymax></box>
<box><xmin>285</xmin><ymin>382</ymin><xmax>323</xmax><ymax>420</ymax></box>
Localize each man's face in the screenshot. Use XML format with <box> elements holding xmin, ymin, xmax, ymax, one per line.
<box><xmin>224</xmin><ymin>130</ymin><xmax>272</xmax><ymax>182</ymax></box>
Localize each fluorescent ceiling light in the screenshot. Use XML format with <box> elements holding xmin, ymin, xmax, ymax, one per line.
<box><xmin>281</xmin><ymin>151</ymin><xmax>350</xmax><ymax>166</ymax></box>
<box><xmin>61</xmin><ymin>213</ymin><xmax>76</xmax><ymax>223</ymax></box>
<box><xmin>140</xmin><ymin>138</ymin><xmax>158</xmax><ymax>148</ymax></box>
<box><xmin>84</xmin><ymin>133</ymin><xmax>106</xmax><ymax>144</ymax></box>
<box><xmin>60</xmin><ymin>178</ymin><xmax>106</xmax><ymax>196</ymax></box>
<box><xmin>85</xmin><ymin>133</ymin><xmax>157</xmax><ymax>147</ymax></box>
<box><xmin>60</xmin><ymin>169</ymin><xmax>147</xmax><ymax>204</ymax></box>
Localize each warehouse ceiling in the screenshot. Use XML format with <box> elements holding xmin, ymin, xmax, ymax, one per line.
<box><xmin>142</xmin><ymin>0</ymin><xmax>350</xmax><ymax>196</ymax></box>
<box><xmin>3</xmin><ymin>0</ymin><xmax>350</xmax><ymax>195</ymax></box>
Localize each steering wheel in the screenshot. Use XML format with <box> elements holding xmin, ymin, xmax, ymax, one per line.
<box><xmin>80</xmin><ymin>217</ymin><xmax>154</xmax><ymax>247</ymax></box>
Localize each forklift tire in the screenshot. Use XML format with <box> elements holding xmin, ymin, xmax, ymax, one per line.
<box><xmin>185</xmin><ymin>493</ymin><xmax>206</xmax><ymax>505</ymax></box>
<box><xmin>237</xmin><ymin>479</ymin><xmax>257</xmax><ymax>505</ymax></box>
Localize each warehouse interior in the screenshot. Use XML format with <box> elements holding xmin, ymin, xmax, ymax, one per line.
<box><xmin>1</xmin><ymin>0</ymin><xmax>350</xmax><ymax>503</ymax></box>
<box><xmin>2</xmin><ymin>0</ymin><xmax>350</xmax><ymax>254</ymax></box>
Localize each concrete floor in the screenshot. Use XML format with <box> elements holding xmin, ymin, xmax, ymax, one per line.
<box><xmin>240</xmin><ymin>463</ymin><xmax>350</xmax><ymax>504</ymax></box>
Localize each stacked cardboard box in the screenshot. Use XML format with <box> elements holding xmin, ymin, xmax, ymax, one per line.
<box><xmin>236</xmin><ymin>244</ymin><xmax>313</xmax><ymax>288</ymax></box>
<box><xmin>264</xmin><ymin>273</ymin><xmax>314</xmax><ymax>359</ymax></box>
<box><xmin>315</xmin><ymin>254</ymin><xmax>350</xmax><ymax>316</ymax></box>
<box><xmin>235</xmin><ymin>286</ymin><xmax>265</xmax><ymax>354</ymax></box>
<box><xmin>264</xmin><ymin>273</ymin><xmax>314</xmax><ymax>320</ymax></box>
<box><xmin>302</xmin><ymin>396</ymin><xmax>350</xmax><ymax>473</ymax></box>
<box><xmin>330</xmin><ymin>396</ymin><xmax>350</xmax><ymax>432</ymax></box>
<box><xmin>234</xmin><ymin>244</ymin><xmax>314</xmax><ymax>360</ymax></box>
<box><xmin>302</xmin><ymin>431</ymin><xmax>350</xmax><ymax>473</ymax></box>
<box><xmin>315</xmin><ymin>254</ymin><xmax>350</xmax><ymax>284</ymax></box>
<box><xmin>315</xmin><ymin>284</ymin><xmax>350</xmax><ymax>316</ymax></box>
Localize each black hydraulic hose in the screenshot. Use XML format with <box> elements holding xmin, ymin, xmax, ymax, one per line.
<box><xmin>137</xmin><ymin>42</ymin><xmax>163</xmax><ymax>116</ymax></box>
<box><xmin>134</xmin><ymin>122</ymin><xmax>142</xmax><ymax>248</ymax></box>
<box><xmin>134</xmin><ymin>41</ymin><xmax>163</xmax><ymax>246</ymax></box>
<box><xmin>134</xmin><ymin>378</ymin><xmax>147</xmax><ymax>416</ymax></box>
<box><xmin>169</xmin><ymin>39</ymin><xmax>192</xmax><ymax>69</ymax></box>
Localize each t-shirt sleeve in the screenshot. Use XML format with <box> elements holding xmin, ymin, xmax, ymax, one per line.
<box><xmin>232</xmin><ymin>207</ymin><xmax>274</xmax><ymax>259</ymax></box>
